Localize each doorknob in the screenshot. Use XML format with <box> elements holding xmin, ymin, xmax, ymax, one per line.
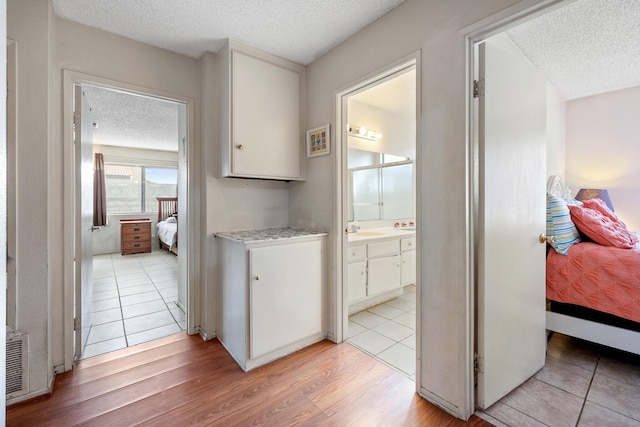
<box><xmin>539</xmin><ymin>234</ymin><xmax>555</xmax><ymax>244</ymax></box>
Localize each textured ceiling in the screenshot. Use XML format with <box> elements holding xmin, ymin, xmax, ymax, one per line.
<box><xmin>83</xmin><ymin>85</ymin><xmax>180</xmax><ymax>152</ymax></box>
<box><xmin>507</xmin><ymin>0</ymin><xmax>640</xmax><ymax>100</ymax></box>
<box><xmin>70</xmin><ymin>0</ymin><xmax>640</xmax><ymax>152</ymax></box>
<box><xmin>52</xmin><ymin>0</ymin><xmax>406</xmax><ymax>65</ymax></box>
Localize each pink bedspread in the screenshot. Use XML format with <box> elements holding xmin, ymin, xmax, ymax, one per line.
<box><xmin>546</xmin><ymin>236</ymin><xmax>640</xmax><ymax>324</ymax></box>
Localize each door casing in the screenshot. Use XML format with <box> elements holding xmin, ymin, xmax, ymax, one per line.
<box><xmin>62</xmin><ymin>70</ymin><xmax>197</xmax><ymax>370</ymax></box>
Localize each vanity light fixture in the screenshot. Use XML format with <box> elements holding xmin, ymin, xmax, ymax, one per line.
<box><xmin>347</xmin><ymin>124</ymin><xmax>382</xmax><ymax>141</ymax></box>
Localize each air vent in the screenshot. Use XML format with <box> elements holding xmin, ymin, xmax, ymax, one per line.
<box><xmin>6</xmin><ymin>330</ymin><xmax>28</xmax><ymax>399</ymax></box>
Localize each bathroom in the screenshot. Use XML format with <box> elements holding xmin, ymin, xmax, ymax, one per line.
<box><xmin>344</xmin><ymin>65</ymin><xmax>417</xmax><ymax>379</ymax></box>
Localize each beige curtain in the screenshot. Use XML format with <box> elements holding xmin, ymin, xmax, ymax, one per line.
<box><xmin>93</xmin><ymin>153</ymin><xmax>108</xmax><ymax>226</ymax></box>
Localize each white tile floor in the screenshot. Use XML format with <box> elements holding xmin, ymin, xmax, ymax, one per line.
<box><xmin>347</xmin><ymin>285</ymin><xmax>417</xmax><ymax>379</ymax></box>
<box><xmin>82</xmin><ymin>249</ymin><xmax>186</xmax><ymax>359</ymax></box>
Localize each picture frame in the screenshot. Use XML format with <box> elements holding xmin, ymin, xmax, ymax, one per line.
<box><xmin>306</xmin><ymin>124</ymin><xmax>331</xmax><ymax>158</ymax></box>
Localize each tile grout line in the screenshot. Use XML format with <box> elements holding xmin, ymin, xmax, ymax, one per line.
<box><xmin>574</xmin><ymin>354</ymin><xmax>600</xmax><ymax>426</ymax></box>
<box><xmin>113</xmin><ymin>253</ymin><xmax>130</xmax><ymax>349</ymax></box>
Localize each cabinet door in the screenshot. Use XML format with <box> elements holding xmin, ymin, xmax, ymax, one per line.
<box><xmin>249</xmin><ymin>240</ymin><xmax>322</xmax><ymax>358</ymax></box>
<box><xmin>367</xmin><ymin>255</ymin><xmax>401</xmax><ymax>296</ymax></box>
<box><xmin>401</xmin><ymin>250</ymin><xmax>416</xmax><ymax>285</ymax></box>
<box><xmin>348</xmin><ymin>261</ymin><xmax>367</xmax><ymax>303</ymax></box>
<box><xmin>232</xmin><ymin>51</ymin><xmax>301</xmax><ymax>179</ymax></box>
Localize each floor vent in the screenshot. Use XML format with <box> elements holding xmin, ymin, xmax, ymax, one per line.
<box><xmin>6</xmin><ymin>330</ymin><xmax>28</xmax><ymax>399</ymax></box>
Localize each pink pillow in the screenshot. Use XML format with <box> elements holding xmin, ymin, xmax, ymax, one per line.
<box><xmin>582</xmin><ymin>198</ymin><xmax>618</xmax><ymax>222</ymax></box>
<box><xmin>569</xmin><ymin>203</ymin><xmax>638</xmax><ymax>248</ymax></box>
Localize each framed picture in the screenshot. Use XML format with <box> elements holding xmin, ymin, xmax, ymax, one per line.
<box><xmin>306</xmin><ymin>124</ymin><xmax>331</xmax><ymax>157</ymax></box>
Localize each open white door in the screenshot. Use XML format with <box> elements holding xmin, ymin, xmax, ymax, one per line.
<box><xmin>476</xmin><ymin>34</ymin><xmax>547</xmax><ymax>408</ymax></box>
<box><xmin>74</xmin><ymin>86</ymin><xmax>95</xmax><ymax>359</ymax></box>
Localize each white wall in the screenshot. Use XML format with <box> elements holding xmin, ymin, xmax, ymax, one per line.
<box><xmin>7</xmin><ymin>0</ymin><xmax>54</xmax><ymax>399</ymax></box>
<box><xmin>290</xmin><ymin>0</ymin><xmax>528</xmax><ymax>418</ymax></box>
<box><xmin>347</xmin><ymin>99</ymin><xmax>415</xmax><ymax>158</ymax></box>
<box><xmin>566</xmin><ymin>85</ymin><xmax>640</xmax><ymax>231</ymax></box>
<box><xmin>546</xmin><ymin>83</ymin><xmax>566</xmax><ymax>179</ymax></box>
<box><xmin>1</xmin><ymin>0</ymin><xmax>8</xmax><ymax>417</ymax></box>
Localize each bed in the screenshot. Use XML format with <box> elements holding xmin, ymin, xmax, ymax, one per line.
<box><xmin>156</xmin><ymin>197</ymin><xmax>178</xmax><ymax>255</ymax></box>
<box><xmin>545</xmin><ymin>175</ymin><xmax>640</xmax><ymax>355</ymax></box>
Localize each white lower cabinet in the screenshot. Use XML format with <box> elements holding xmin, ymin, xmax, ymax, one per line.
<box><xmin>217</xmin><ymin>233</ymin><xmax>325</xmax><ymax>371</ymax></box>
<box><xmin>348</xmin><ymin>234</ymin><xmax>415</xmax><ymax>310</ymax></box>
<box><xmin>401</xmin><ymin>250</ymin><xmax>416</xmax><ymax>285</ymax></box>
<box><xmin>401</xmin><ymin>237</ymin><xmax>416</xmax><ymax>285</ymax></box>
<box><xmin>368</xmin><ymin>255</ymin><xmax>401</xmax><ymax>295</ymax></box>
<box><xmin>348</xmin><ymin>261</ymin><xmax>367</xmax><ymax>303</ymax></box>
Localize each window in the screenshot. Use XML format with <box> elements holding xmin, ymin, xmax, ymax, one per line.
<box><xmin>105</xmin><ymin>163</ymin><xmax>177</xmax><ymax>213</ymax></box>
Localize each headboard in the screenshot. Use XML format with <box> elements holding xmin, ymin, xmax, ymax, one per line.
<box><xmin>157</xmin><ymin>197</ymin><xmax>178</xmax><ymax>223</ymax></box>
<box><xmin>546</xmin><ymin>175</ymin><xmax>571</xmax><ymax>199</ymax></box>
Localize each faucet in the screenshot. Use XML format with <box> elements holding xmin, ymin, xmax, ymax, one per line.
<box><xmin>350</xmin><ymin>221</ymin><xmax>360</xmax><ymax>233</ymax></box>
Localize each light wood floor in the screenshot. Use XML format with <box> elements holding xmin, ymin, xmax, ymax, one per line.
<box><xmin>7</xmin><ymin>333</ymin><xmax>491</xmax><ymax>426</ymax></box>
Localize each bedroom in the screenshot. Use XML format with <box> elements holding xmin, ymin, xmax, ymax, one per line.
<box><xmin>80</xmin><ymin>84</ymin><xmax>188</xmax><ymax>359</ymax></box>
<box><xmin>474</xmin><ymin>0</ymin><xmax>640</xmax><ymax>423</ymax></box>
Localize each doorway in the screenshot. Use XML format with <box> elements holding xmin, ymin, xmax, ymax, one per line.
<box><xmin>77</xmin><ymin>84</ymin><xmax>188</xmax><ymax>360</ymax></box>
<box><xmin>337</xmin><ymin>58</ymin><xmax>419</xmax><ymax>379</ymax></box>
<box><xmin>63</xmin><ymin>71</ymin><xmax>193</xmax><ymax>365</ymax></box>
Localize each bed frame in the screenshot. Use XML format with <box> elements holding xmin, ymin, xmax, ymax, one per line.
<box><xmin>546</xmin><ymin>175</ymin><xmax>640</xmax><ymax>355</ymax></box>
<box><xmin>157</xmin><ymin>197</ymin><xmax>178</xmax><ymax>255</ymax></box>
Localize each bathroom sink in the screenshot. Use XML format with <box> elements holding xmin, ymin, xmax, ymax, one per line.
<box><xmin>354</xmin><ymin>231</ymin><xmax>386</xmax><ymax>237</ymax></box>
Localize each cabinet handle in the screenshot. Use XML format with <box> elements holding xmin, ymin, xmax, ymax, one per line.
<box><xmin>255</xmin><ymin>275</ymin><xmax>260</xmax><ymax>281</ymax></box>
<box><xmin>236</xmin><ymin>144</ymin><xmax>244</xmax><ymax>150</ymax></box>
<box><xmin>134</xmin><ymin>236</ymin><xmax>140</xmax><ymax>240</ymax></box>
<box><xmin>134</xmin><ymin>244</ymin><xmax>140</xmax><ymax>248</ymax></box>
<box><xmin>133</xmin><ymin>227</ymin><xmax>140</xmax><ymax>232</ymax></box>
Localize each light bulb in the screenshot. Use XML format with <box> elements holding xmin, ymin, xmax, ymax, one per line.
<box><xmin>358</xmin><ymin>127</ymin><xmax>367</xmax><ymax>136</ymax></box>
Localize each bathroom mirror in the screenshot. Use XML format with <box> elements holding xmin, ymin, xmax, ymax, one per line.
<box><xmin>348</xmin><ymin>149</ymin><xmax>414</xmax><ymax>221</ymax></box>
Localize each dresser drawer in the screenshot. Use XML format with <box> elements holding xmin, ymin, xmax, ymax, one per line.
<box><xmin>122</xmin><ymin>232</ymin><xmax>151</xmax><ymax>243</ymax></box>
<box><xmin>121</xmin><ymin>240</ymin><xmax>151</xmax><ymax>254</ymax></box>
<box><xmin>348</xmin><ymin>245</ymin><xmax>366</xmax><ymax>263</ymax></box>
<box><xmin>122</xmin><ymin>223</ymin><xmax>150</xmax><ymax>234</ymax></box>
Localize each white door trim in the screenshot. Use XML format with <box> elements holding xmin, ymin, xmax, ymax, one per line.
<box><xmin>61</xmin><ymin>70</ymin><xmax>197</xmax><ymax>370</ymax></box>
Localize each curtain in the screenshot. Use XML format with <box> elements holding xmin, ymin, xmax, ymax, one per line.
<box><xmin>93</xmin><ymin>153</ymin><xmax>108</xmax><ymax>226</ymax></box>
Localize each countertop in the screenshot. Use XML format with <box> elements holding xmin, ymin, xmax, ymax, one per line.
<box><xmin>214</xmin><ymin>227</ymin><xmax>327</xmax><ymax>243</ymax></box>
<box><xmin>347</xmin><ymin>227</ymin><xmax>416</xmax><ymax>243</ymax></box>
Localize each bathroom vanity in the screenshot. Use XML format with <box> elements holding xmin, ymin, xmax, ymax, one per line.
<box><xmin>347</xmin><ymin>227</ymin><xmax>416</xmax><ymax>314</ymax></box>
<box><xmin>215</xmin><ymin>227</ymin><xmax>326</xmax><ymax>371</ymax></box>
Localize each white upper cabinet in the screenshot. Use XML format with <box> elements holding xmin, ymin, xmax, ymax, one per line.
<box><xmin>218</xmin><ymin>40</ymin><xmax>305</xmax><ymax>181</ymax></box>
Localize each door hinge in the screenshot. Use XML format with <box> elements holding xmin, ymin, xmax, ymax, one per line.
<box><xmin>473</xmin><ymin>79</ymin><xmax>485</xmax><ymax>98</ymax></box>
<box><xmin>73</xmin><ymin>111</ymin><xmax>80</xmax><ymax>127</ymax></box>
<box><xmin>474</xmin><ymin>353</ymin><xmax>484</xmax><ymax>373</ymax></box>
<box><xmin>74</xmin><ymin>317</ymin><xmax>80</xmax><ymax>331</ymax></box>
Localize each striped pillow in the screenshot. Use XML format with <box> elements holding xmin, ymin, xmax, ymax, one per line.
<box><xmin>546</xmin><ymin>193</ymin><xmax>581</xmax><ymax>255</ymax></box>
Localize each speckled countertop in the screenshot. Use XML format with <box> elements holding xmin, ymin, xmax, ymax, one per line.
<box><xmin>214</xmin><ymin>227</ymin><xmax>327</xmax><ymax>243</ymax></box>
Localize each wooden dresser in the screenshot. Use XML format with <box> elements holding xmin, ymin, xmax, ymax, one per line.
<box><xmin>120</xmin><ymin>219</ymin><xmax>152</xmax><ymax>255</ymax></box>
